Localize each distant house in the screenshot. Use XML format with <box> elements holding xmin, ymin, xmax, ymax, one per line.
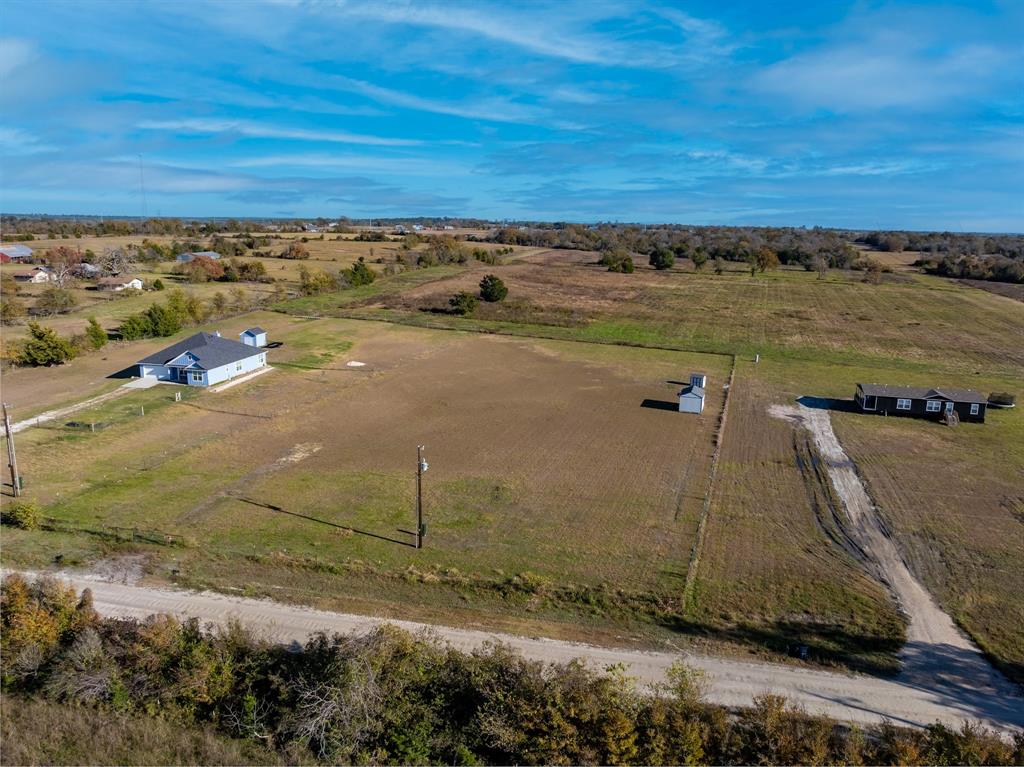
<box><xmin>12</xmin><ymin>266</ymin><xmax>52</xmax><ymax>283</ymax></box>
<box><xmin>855</xmin><ymin>383</ymin><xmax>987</xmax><ymax>423</ymax></box>
<box><xmin>0</xmin><ymin>244</ymin><xmax>33</xmax><ymax>263</ymax></box>
<box><xmin>239</xmin><ymin>327</ymin><xmax>267</xmax><ymax>347</ymax></box>
<box><xmin>678</xmin><ymin>373</ymin><xmax>707</xmax><ymax>414</ymax></box>
<box><xmin>97</xmin><ymin>275</ymin><xmax>143</xmax><ymax>291</ymax></box>
<box><xmin>74</xmin><ymin>262</ymin><xmax>101</xmax><ymax>278</ymax></box>
<box><xmin>137</xmin><ymin>331</ymin><xmax>268</xmax><ymax>386</ymax></box>
<box><xmin>176</xmin><ymin>251</ymin><xmax>222</xmax><ymax>263</ymax></box>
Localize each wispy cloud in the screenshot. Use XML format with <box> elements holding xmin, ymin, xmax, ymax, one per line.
<box><xmin>751</xmin><ymin>9</ymin><xmax>1023</xmax><ymax>111</ymax></box>
<box><xmin>137</xmin><ymin>118</ymin><xmax>422</xmax><ymax>146</ymax></box>
<box><xmin>0</xmin><ymin>37</ymin><xmax>37</xmax><ymax>78</ymax></box>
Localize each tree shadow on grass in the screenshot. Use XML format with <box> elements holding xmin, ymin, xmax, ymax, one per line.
<box><xmin>234</xmin><ymin>497</ymin><xmax>415</xmax><ymax>548</ymax></box>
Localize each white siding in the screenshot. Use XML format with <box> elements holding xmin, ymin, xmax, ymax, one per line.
<box><xmin>678</xmin><ymin>393</ymin><xmax>704</xmax><ymax>414</ymax></box>
<box><xmin>139</xmin><ymin>364</ymin><xmax>173</xmax><ymax>380</ymax></box>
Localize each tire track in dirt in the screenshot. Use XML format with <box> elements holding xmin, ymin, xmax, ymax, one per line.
<box><xmin>769</xmin><ymin>402</ymin><xmax>1023</xmax><ymax>707</ymax></box>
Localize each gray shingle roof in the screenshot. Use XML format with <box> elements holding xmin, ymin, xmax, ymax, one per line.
<box><xmin>138</xmin><ymin>332</ymin><xmax>262</xmax><ymax>370</ymax></box>
<box><xmin>857</xmin><ymin>383</ymin><xmax>987</xmax><ymax>404</ymax></box>
<box><xmin>242</xmin><ymin>326</ymin><xmax>266</xmax><ymax>335</ymax></box>
<box><xmin>679</xmin><ymin>385</ymin><xmax>705</xmax><ymax>398</ymax></box>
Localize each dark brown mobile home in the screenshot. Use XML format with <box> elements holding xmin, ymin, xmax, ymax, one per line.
<box><xmin>854</xmin><ymin>384</ymin><xmax>987</xmax><ymax>423</ymax></box>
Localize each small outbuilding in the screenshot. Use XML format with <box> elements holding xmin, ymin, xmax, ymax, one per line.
<box><xmin>97</xmin><ymin>275</ymin><xmax>143</xmax><ymax>291</ymax></box>
<box><xmin>0</xmin><ymin>244</ymin><xmax>34</xmax><ymax>262</ymax></box>
<box><xmin>240</xmin><ymin>327</ymin><xmax>267</xmax><ymax>347</ymax></box>
<box><xmin>12</xmin><ymin>266</ymin><xmax>52</xmax><ymax>283</ymax></box>
<box><xmin>678</xmin><ymin>372</ymin><xmax>707</xmax><ymax>414</ymax></box>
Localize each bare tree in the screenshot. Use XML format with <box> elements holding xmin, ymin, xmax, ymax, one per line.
<box><xmin>43</xmin><ymin>246</ymin><xmax>82</xmax><ymax>287</ymax></box>
<box><xmin>97</xmin><ymin>247</ymin><xmax>136</xmax><ymax>276</ymax></box>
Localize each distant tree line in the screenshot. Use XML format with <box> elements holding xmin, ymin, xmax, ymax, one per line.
<box><xmin>486</xmin><ymin>224</ymin><xmax>861</xmax><ymax>271</ymax></box>
<box><xmin>2</xmin><ymin>575</ymin><xmax>1020</xmax><ymax>766</ymax></box>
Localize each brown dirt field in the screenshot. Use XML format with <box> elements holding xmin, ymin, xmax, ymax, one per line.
<box><xmin>8</xmin><ymin>319</ymin><xmax>729</xmax><ymax>640</ymax></box>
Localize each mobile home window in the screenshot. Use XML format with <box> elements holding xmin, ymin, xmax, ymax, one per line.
<box><xmin>896</xmin><ymin>398</ymin><xmax>912</xmax><ymax>410</ymax></box>
<box><xmin>926</xmin><ymin>400</ymin><xmax>941</xmax><ymax>412</ymax></box>
<box><xmin>970</xmin><ymin>403</ymin><xmax>980</xmax><ymax>415</ymax></box>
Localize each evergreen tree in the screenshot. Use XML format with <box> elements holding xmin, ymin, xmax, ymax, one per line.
<box><xmin>18</xmin><ymin>322</ymin><xmax>76</xmax><ymax>366</ymax></box>
<box><xmin>85</xmin><ymin>317</ymin><xmax>107</xmax><ymax>350</ymax></box>
<box><xmin>479</xmin><ymin>274</ymin><xmax>508</xmax><ymax>302</ymax></box>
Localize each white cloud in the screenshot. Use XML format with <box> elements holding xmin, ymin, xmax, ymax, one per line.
<box><xmin>136</xmin><ymin>118</ymin><xmax>422</xmax><ymax>146</ymax></box>
<box><xmin>0</xmin><ymin>126</ymin><xmax>54</xmax><ymax>155</ymax></box>
<box><xmin>0</xmin><ymin>38</ymin><xmax>37</xmax><ymax>78</ymax></box>
<box><xmin>751</xmin><ymin>13</ymin><xmax>1021</xmax><ymax>112</ymax></box>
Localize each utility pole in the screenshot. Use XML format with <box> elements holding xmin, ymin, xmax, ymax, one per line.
<box><xmin>415</xmin><ymin>445</ymin><xmax>428</xmax><ymax>548</ymax></box>
<box><xmin>3</xmin><ymin>403</ymin><xmax>20</xmax><ymax>497</ymax></box>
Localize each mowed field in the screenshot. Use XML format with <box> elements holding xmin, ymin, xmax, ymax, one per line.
<box><xmin>3</xmin><ymin>317</ymin><xmax>731</xmax><ymax>644</ymax></box>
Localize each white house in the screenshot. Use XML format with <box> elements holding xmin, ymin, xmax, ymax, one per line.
<box><xmin>12</xmin><ymin>266</ymin><xmax>52</xmax><ymax>283</ymax></box>
<box><xmin>137</xmin><ymin>331</ymin><xmax>267</xmax><ymax>387</ymax></box>
<box><xmin>97</xmin><ymin>275</ymin><xmax>143</xmax><ymax>291</ymax></box>
<box><xmin>678</xmin><ymin>372</ymin><xmax>707</xmax><ymax>414</ymax></box>
<box><xmin>239</xmin><ymin>327</ymin><xmax>267</xmax><ymax>347</ymax></box>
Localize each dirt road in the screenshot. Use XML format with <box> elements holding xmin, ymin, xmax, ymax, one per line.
<box><xmin>769</xmin><ymin>403</ymin><xmax>1022</xmax><ymax>726</ymax></box>
<box><xmin>7</xmin><ymin>569</ymin><xmax>1022</xmax><ymax>733</ymax></box>
<box><xmin>8</xmin><ymin>379</ymin><xmax>155</xmax><ymax>434</ymax></box>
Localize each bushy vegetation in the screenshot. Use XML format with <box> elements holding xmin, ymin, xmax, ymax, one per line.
<box><xmin>479</xmin><ymin>273</ymin><xmax>508</xmax><ymax>302</ymax></box>
<box><xmin>118</xmin><ymin>288</ymin><xmax>210</xmax><ymax>341</ymax></box>
<box><xmin>1</xmin><ymin>576</ymin><xmax>1020</xmax><ymax>766</ymax></box>
<box><xmin>600</xmin><ymin>249</ymin><xmax>635</xmax><ymax>273</ymax></box>
<box><xmin>18</xmin><ymin>321</ymin><xmax>77</xmax><ymax>366</ymax></box>
<box><xmin>448</xmin><ymin>291</ymin><xmax>478</xmax><ymax>315</ymax></box>
<box><xmin>85</xmin><ymin>316</ymin><xmax>107</xmax><ymax>350</ymax></box>
<box><xmin>343</xmin><ymin>256</ymin><xmax>376</xmax><ymax>287</ymax></box>
<box><xmin>0</xmin><ymin>500</ymin><xmax>41</xmax><ymax>530</ymax></box>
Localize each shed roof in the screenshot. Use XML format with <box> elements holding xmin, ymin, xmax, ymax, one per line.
<box><xmin>242</xmin><ymin>326</ymin><xmax>266</xmax><ymax>335</ymax></box>
<box><xmin>0</xmin><ymin>244</ymin><xmax>33</xmax><ymax>258</ymax></box>
<box><xmin>138</xmin><ymin>331</ymin><xmax>262</xmax><ymax>370</ymax></box>
<box><xmin>857</xmin><ymin>383</ymin><xmax>987</xmax><ymax>404</ymax></box>
<box><xmin>679</xmin><ymin>385</ymin><xmax>705</xmax><ymax>398</ymax></box>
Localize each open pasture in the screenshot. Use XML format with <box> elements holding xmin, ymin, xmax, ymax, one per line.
<box><xmin>347</xmin><ymin>250</ymin><xmax>1024</xmax><ymax>375</ymax></box>
<box><xmin>691</xmin><ymin>355</ymin><xmax>1023</xmax><ymax>680</ymax></box>
<box><xmin>7</xmin><ymin>318</ymin><xmax>730</xmax><ymax>641</ymax></box>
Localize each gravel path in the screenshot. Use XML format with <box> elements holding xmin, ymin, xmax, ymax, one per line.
<box><xmin>769</xmin><ymin>403</ymin><xmax>1022</xmax><ymax>724</ymax></box>
<box><xmin>8</xmin><ymin>380</ymin><xmax>152</xmax><ymax>434</ymax></box>
<box><xmin>5</xmin><ymin>569</ymin><xmax>1022</xmax><ymax>733</ymax></box>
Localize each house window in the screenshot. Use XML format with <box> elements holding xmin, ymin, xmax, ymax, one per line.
<box><xmin>970</xmin><ymin>403</ymin><xmax>980</xmax><ymax>415</ymax></box>
<box><xmin>236</xmin><ymin>361</ymin><xmax>243</xmax><ymax>372</ymax></box>
<box><xmin>189</xmin><ymin>371</ymin><xmax>203</xmax><ymax>383</ymax></box>
<box><xmin>896</xmin><ymin>398</ymin><xmax>912</xmax><ymax>410</ymax></box>
<box><xmin>926</xmin><ymin>400</ymin><xmax>941</xmax><ymax>412</ymax></box>
<box><xmin>945</xmin><ymin>401</ymin><xmax>955</xmax><ymax>414</ymax></box>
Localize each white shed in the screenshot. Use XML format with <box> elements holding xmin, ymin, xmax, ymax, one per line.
<box><xmin>240</xmin><ymin>327</ymin><xmax>267</xmax><ymax>347</ymax></box>
<box><xmin>678</xmin><ymin>372</ymin><xmax>707</xmax><ymax>414</ymax></box>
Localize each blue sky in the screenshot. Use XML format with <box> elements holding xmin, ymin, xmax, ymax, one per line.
<box><xmin>1</xmin><ymin>1</ymin><xmax>1021</xmax><ymax>230</ymax></box>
